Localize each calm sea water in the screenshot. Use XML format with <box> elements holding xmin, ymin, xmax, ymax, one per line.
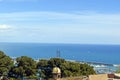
<box><xmin>0</xmin><ymin>43</ymin><xmax>120</xmax><ymax>64</ymax></box>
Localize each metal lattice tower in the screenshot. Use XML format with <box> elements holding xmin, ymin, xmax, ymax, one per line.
<box><xmin>56</xmin><ymin>49</ymin><xmax>60</xmax><ymax>58</ymax></box>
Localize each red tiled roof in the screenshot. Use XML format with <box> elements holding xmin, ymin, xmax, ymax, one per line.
<box><xmin>108</xmin><ymin>74</ymin><xmax>115</xmax><ymax>78</ymax></box>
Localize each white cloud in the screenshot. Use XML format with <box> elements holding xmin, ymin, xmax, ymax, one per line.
<box><xmin>0</xmin><ymin>11</ymin><xmax>120</xmax><ymax>25</ymax></box>
<box><xmin>1</xmin><ymin>26</ymin><xmax>119</xmax><ymax>44</ymax></box>
<box><xmin>0</xmin><ymin>24</ymin><xmax>11</xmax><ymax>29</ymax></box>
<box><xmin>0</xmin><ymin>24</ymin><xmax>12</xmax><ymax>33</ymax></box>
<box><xmin>0</xmin><ymin>11</ymin><xmax>120</xmax><ymax>44</ymax></box>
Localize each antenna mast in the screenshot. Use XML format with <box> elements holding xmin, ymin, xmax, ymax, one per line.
<box><xmin>56</xmin><ymin>49</ymin><xmax>60</xmax><ymax>58</ymax></box>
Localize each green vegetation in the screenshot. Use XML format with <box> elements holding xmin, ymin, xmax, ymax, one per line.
<box><xmin>0</xmin><ymin>51</ymin><xmax>13</xmax><ymax>76</ymax></box>
<box><xmin>9</xmin><ymin>56</ymin><xmax>37</xmax><ymax>79</ymax></box>
<box><xmin>37</xmin><ymin>58</ymin><xmax>96</xmax><ymax>79</ymax></box>
<box><xmin>0</xmin><ymin>51</ymin><xmax>96</xmax><ymax>80</ymax></box>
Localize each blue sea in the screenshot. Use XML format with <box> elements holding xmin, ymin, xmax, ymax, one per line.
<box><xmin>0</xmin><ymin>43</ymin><xmax>120</xmax><ymax>64</ymax></box>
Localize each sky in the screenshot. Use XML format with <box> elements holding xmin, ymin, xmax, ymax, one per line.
<box><xmin>0</xmin><ymin>0</ymin><xmax>120</xmax><ymax>44</ymax></box>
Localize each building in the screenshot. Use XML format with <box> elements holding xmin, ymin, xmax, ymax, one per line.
<box><xmin>52</xmin><ymin>67</ymin><xmax>61</xmax><ymax>80</ymax></box>
<box><xmin>89</xmin><ymin>74</ymin><xmax>120</xmax><ymax>80</ymax></box>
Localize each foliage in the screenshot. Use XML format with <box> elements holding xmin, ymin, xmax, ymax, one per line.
<box><xmin>9</xmin><ymin>56</ymin><xmax>37</xmax><ymax>78</ymax></box>
<box><xmin>79</xmin><ymin>64</ymin><xmax>96</xmax><ymax>76</ymax></box>
<box><xmin>0</xmin><ymin>51</ymin><xmax>13</xmax><ymax>76</ymax></box>
<box><xmin>37</xmin><ymin>58</ymin><xmax>96</xmax><ymax>79</ymax></box>
<box><xmin>0</xmin><ymin>50</ymin><xmax>95</xmax><ymax>79</ymax></box>
<box><xmin>37</xmin><ymin>59</ymin><xmax>48</xmax><ymax>68</ymax></box>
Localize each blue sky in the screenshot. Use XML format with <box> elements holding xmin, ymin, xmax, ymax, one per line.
<box><xmin>0</xmin><ymin>0</ymin><xmax>120</xmax><ymax>44</ymax></box>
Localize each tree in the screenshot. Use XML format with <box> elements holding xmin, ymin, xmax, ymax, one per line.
<box><xmin>37</xmin><ymin>58</ymin><xmax>96</xmax><ymax>79</ymax></box>
<box><xmin>0</xmin><ymin>51</ymin><xmax>13</xmax><ymax>76</ymax></box>
<box><xmin>80</xmin><ymin>64</ymin><xmax>96</xmax><ymax>76</ymax></box>
<box><xmin>48</xmin><ymin>58</ymin><xmax>65</xmax><ymax>68</ymax></box>
<box><xmin>37</xmin><ymin>59</ymin><xmax>48</xmax><ymax>68</ymax></box>
<box><xmin>9</xmin><ymin>56</ymin><xmax>37</xmax><ymax>78</ymax></box>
